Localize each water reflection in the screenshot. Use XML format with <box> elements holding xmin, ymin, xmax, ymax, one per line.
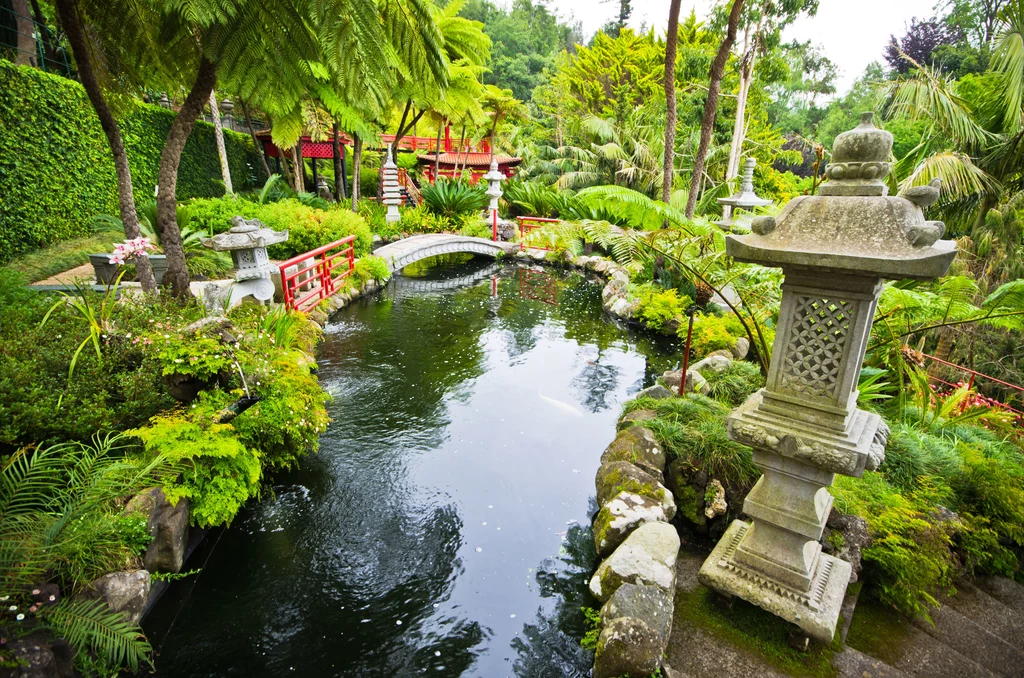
<box><xmin>146</xmin><ymin>255</ymin><xmax>678</xmax><ymax>677</ymax></box>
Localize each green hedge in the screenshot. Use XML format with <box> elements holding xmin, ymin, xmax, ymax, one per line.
<box><xmin>0</xmin><ymin>60</ymin><xmax>264</xmax><ymax>262</ymax></box>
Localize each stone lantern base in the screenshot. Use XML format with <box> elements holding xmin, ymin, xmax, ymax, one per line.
<box><xmin>699</xmin><ymin>519</ymin><xmax>851</xmax><ymax>642</ymax></box>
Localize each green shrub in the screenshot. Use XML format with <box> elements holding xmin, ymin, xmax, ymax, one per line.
<box><xmin>632</xmin><ymin>283</ymin><xmax>691</xmax><ymax>331</ymax></box>
<box><xmin>701</xmin><ymin>360</ymin><xmax>765</xmax><ymax>406</ymax></box>
<box><xmin>0</xmin><ymin>60</ymin><xmax>262</xmax><ymax>262</ymax></box>
<box><xmin>421</xmin><ymin>179</ymin><xmax>488</xmax><ymax>218</ymax></box>
<box><xmin>184</xmin><ymin>196</ymin><xmax>261</xmax><ymax>234</ymax></box>
<box><xmin>360</xmin><ymin>168</ymin><xmax>380</xmax><ymax>200</ymax></box>
<box><xmin>354</xmin><ymin>255</ymin><xmax>392</xmax><ymax>285</ymax></box>
<box><xmin>320</xmin><ymin>209</ymin><xmax>372</xmax><ymax>256</ymax></box>
<box><xmin>688</xmin><ymin>312</ymin><xmax>746</xmax><ymax>356</ymax></box>
<box><xmin>256</xmin><ymin>200</ymin><xmax>371</xmax><ymax>260</ymax></box>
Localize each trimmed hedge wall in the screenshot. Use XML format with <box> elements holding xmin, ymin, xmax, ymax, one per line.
<box><xmin>0</xmin><ymin>60</ymin><xmax>264</xmax><ymax>262</ymax></box>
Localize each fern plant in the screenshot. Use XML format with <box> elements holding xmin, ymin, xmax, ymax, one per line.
<box><xmin>420</xmin><ymin>179</ymin><xmax>488</xmax><ymax>218</ymax></box>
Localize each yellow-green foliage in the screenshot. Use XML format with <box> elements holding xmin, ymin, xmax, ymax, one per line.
<box><xmin>258</xmin><ymin>200</ymin><xmax>372</xmax><ymax>260</ymax></box>
<box><xmin>354</xmin><ymin>255</ymin><xmax>391</xmax><ymax>285</ymax></box>
<box><xmin>151</xmin><ymin>332</ymin><xmax>233</xmax><ymax>381</ymax></box>
<box><xmin>398</xmin><ymin>205</ymin><xmax>475</xmax><ymax>234</ymax></box>
<box><xmin>129</xmin><ymin>394</ymin><xmax>262</xmax><ymax>528</ymax></box>
<box><xmin>632</xmin><ymin>283</ymin><xmax>692</xmax><ymax>331</ymax></box>
<box><xmin>687</xmin><ymin>312</ymin><xmax>746</xmax><ymax>355</ymax></box>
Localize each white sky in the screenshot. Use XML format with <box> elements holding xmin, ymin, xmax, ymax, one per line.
<box><xmin>540</xmin><ymin>0</ymin><xmax>939</xmax><ymax>94</ymax></box>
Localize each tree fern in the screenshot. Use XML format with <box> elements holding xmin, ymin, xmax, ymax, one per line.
<box><xmin>42</xmin><ymin>599</ymin><xmax>153</xmax><ymax>674</ymax></box>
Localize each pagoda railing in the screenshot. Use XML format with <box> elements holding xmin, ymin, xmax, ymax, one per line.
<box><xmin>922</xmin><ymin>352</ymin><xmax>1024</xmax><ymax>420</ymax></box>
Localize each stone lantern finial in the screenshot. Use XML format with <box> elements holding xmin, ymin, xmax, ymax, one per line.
<box><xmin>697</xmin><ymin>113</ymin><xmax>956</xmax><ymax>643</ymax></box>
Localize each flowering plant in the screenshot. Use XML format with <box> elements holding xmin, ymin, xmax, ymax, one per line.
<box><xmin>108</xmin><ymin>237</ymin><xmax>156</xmax><ymax>265</ymax></box>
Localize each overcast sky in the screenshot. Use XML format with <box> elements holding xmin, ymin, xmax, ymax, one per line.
<box><xmin>540</xmin><ymin>0</ymin><xmax>939</xmax><ymax>94</ymax></box>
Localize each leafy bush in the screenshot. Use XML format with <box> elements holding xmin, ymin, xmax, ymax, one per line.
<box><xmin>320</xmin><ymin>209</ymin><xmax>372</xmax><ymax>256</ymax></box>
<box><xmin>354</xmin><ymin>255</ymin><xmax>391</xmax><ymax>285</ymax></box>
<box><xmin>184</xmin><ymin>196</ymin><xmax>261</xmax><ymax>234</ymax></box>
<box><xmin>421</xmin><ymin>179</ymin><xmax>488</xmax><ymax>218</ymax></box>
<box><xmin>256</xmin><ymin>200</ymin><xmax>372</xmax><ymax>259</ymax></box>
<box><xmin>688</xmin><ymin>312</ymin><xmax>746</xmax><ymax>356</ymax></box>
<box><xmin>0</xmin><ymin>61</ymin><xmax>262</xmax><ymax>262</ymax></box>
<box><xmin>701</xmin><ymin>360</ymin><xmax>765</xmax><ymax>406</ymax></box>
<box><xmin>632</xmin><ymin>283</ymin><xmax>691</xmax><ymax>332</ymax></box>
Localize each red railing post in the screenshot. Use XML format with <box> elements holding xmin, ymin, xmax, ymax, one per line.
<box><xmin>277</xmin><ymin>235</ymin><xmax>357</xmax><ymax>313</ymax></box>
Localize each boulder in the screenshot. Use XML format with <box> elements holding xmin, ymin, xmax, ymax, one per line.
<box><xmin>589</xmin><ymin>522</ymin><xmax>680</xmax><ymax>602</ymax></box>
<box><xmin>182</xmin><ymin>316</ymin><xmax>237</xmax><ymax>344</ymax></box>
<box><xmin>637</xmin><ymin>384</ymin><xmax>674</xmax><ymax>400</ymax></box>
<box><xmin>4</xmin><ymin>632</ymin><xmax>73</xmax><ymax>678</ymax></box>
<box><xmin>592</xmin><ymin>259</ymin><xmax>611</xmax><ymax>274</ymax></box>
<box><xmin>600</xmin><ymin>427</ymin><xmax>666</xmax><ymax>481</ymax></box>
<box><xmin>600</xmin><ymin>583</ymin><xmax>674</xmax><ymax>641</ymax></box>
<box><xmin>824</xmin><ymin>508</ymin><xmax>872</xmax><ymax>583</ymax></box>
<box><xmin>664</xmin><ymin>458</ymin><xmax>708</xmax><ymax>530</ymax></box>
<box><xmin>617</xmin><ymin>409</ymin><xmax>658</xmax><ymax>431</ymax></box>
<box><xmin>660</xmin><ymin>316</ymin><xmax>683</xmax><ymax>336</ymax></box>
<box><xmin>80</xmin><ymin>570</ymin><xmax>150</xmax><ymax>625</ymax></box>
<box><xmin>660</xmin><ymin>369</ymin><xmax>708</xmax><ymax>395</ymax></box>
<box><xmin>610</xmin><ymin>269</ymin><xmax>630</xmax><ymax>285</ymax></box>
<box><xmin>595</xmin><ymin>462</ymin><xmax>674</xmax><ymax>519</ymax></box>
<box><xmin>732</xmin><ymin>337</ymin><xmax>750</xmax><ymax>360</ymax></box>
<box><xmin>706</xmin><ymin>348</ymin><xmax>735</xmax><ymax>361</ymax></box>
<box><xmin>690</xmin><ymin>354</ymin><xmax>732</xmax><ymax>375</ymax></box>
<box><xmin>592</xmin><ymin>617</ymin><xmax>664</xmax><ymax>678</ymax></box>
<box><xmin>704</xmin><ymin>479</ymin><xmax>727</xmax><ymax>519</ymax></box>
<box><xmin>126</xmin><ymin>488</ymin><xmax>189</xmax><ymax>573</ymax></box>
<box><xmin>593</xmin><ymin>491</ymin><xmax>673</xmax><ymax>557</ymax></box>
<box><xmin>606</xmin><ymin>296</ymin><xmax>638</xmax><ymax>319</ymax></box>
<box><xmin>601</xmin><ymin>279</ymin><xmax>627</xmax><ymax>303</ymax></box>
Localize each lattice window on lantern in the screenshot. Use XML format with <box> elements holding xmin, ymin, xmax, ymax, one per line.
<box><xmin>777</xmin><ymin>296</ymin><xmax>857</xmax><ymax>400</ymax></box>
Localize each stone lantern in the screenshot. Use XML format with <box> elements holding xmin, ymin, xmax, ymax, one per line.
<box><xmin>716</xmin><ymin>157</ymin><xmax>772</xmax><ymax>231</ymax></box>
<box><xmin>219</xmin><ymin>97</ymin><xmax>234</xmax><ymax>131</ymax></box>
<box><xmin>159</xmin><ymin>92</ymin><xmax>171</xmax><ymax>109</ymax></box>
<box><xmin>697</xmin><ymin>112</ymin><xmax>955</xmax><ymax>642</ymax></box>
<box><xmin>202</xmin><ymin>216</ymin><xmax>288</xmax><ymax>304</ymax></box>
<box><xmin>382</xmin><ymin>145</ymin><xmax>402</xmax><ymax>224</ymax></box>
<box><xmin>483</xmin><ymin>159</ymin><xmax>505</xmax><ymax>241</ymax></box>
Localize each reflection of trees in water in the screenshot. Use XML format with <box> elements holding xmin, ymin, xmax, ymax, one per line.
<box><xmin>572</xmin><ymin>360</ymin><xmax>622</xmax><ymax>413</ymax></box>
<box><xmin>511</xmin><ymin>525</ymin><xmax>599</xmax><ymax>678</ymax></box>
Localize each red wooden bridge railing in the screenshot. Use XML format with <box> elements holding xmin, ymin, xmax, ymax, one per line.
<box><xmin>921</xmin><ymin>351</ymin><xmax>1024</xmax><ymax>419</ymax></box>
<box><xmin>517</xmin><ymin>217</ymin><xmax>560</xmax><ymax>251</ymax></box>
<box><xmin>278</xmin><ymin>236</ymin><xmax>356</xmax><ymax>313</ymax></box>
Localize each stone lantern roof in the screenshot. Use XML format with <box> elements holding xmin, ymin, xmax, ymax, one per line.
<box><xmin>202</xmin><ymin>217</ymin><xmax>288</xmax><ymax>252</ymax></box>
<box><xmin>726</xmin><ymin>112</ymin><xmax>956</xmax><ymax>280</ymax></box>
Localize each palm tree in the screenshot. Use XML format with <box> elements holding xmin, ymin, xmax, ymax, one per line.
<box><xmin>480</xmin><ymin>85</ymin><xmax>527</xmax><ymax>163</ymax></box>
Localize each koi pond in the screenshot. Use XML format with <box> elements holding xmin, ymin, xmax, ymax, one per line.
<box><xmin>145</xmin><ymin>255</ymin><xmax>679</xmax><ymax>677</ymax></box>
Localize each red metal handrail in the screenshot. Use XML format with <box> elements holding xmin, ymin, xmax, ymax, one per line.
<box><xmin>517</xmin><ymin>217</ymin><xmax>560</xmax><ymax>251</ymax></box>
<box><xmin>278</xmin><ymin>236</ymin><xmax>356</xmax><ymax>313</ymax></box>
<box><xmin>921</xmin><ymin>352</ymin><xmax>1024</xmax><ymax>418</ymax></box>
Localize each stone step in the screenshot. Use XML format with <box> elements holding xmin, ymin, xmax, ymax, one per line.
<box><xmin>942</xmin><ymin>582</ymin><xmax>1024</xmax><ymax>649</ymax></box>
<box><xmin>912</xmin><ymin>603</ymin><xmax>1024</xmax><ymax>677</ymax></box>
<box><xmin>832</xmin><ymin>647</ymin><xmax>910</xmax><ymax>678</ymax></box>
<box><xmin>977</xmin><ymin>576</ymin><xmax>1024</xmax><ymax>615</ymax></box>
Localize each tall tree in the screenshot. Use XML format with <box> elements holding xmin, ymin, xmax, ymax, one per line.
<box><xmin>662</xmin><ymin>0</ymin><xmax>682</xmax><ymax>205</ymax></box>
<box><xmin>332</xmin><ymin>122</ymin><xmax>346</xmax><ymax>200</ymax></box>
<box><xmin>52</xmin><ymin>0</ymin><xmax>157</xmax><ymax>293</ymax></box>
<box><xmin>11</xmin><ymin>0</ymin><xmax>34</xmax><ymax>66</ymax></box>
<box><xmin>209</xmin><ymin>90</ymin><xmax>233</xmax><ymax>195</ymax></box>
<box><xmin>685</xmin><ymin>0</ymin><xmax>745</xmax><ymax>218</ymax></box>
<box><xmin>480</xmin><ymin>85</ymin><xmax>526</xmax><ymax>163</ymax></box>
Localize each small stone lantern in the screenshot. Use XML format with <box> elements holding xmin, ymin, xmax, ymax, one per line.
<box><xmin>219</xmin><ymin>97</ymin><xmax>234</xmax><ymax>131</ymax></box>
<box><xmin>483</xmin><ymin>159</ymin><xmax>505</xmax><ymax>241</ymax></box>
<box><xmin>382</xmin><ymin>145</ymin><xmax>402</xmax><ymax>224</ymax></box>
<box><xmin>159</xmin><ymin>92</ymin><xmax>171</xmax><ymax>109</ymax></box>
<box><xmin>716</xmin><ymin>157</ymin><xmax>772</xmax><ymax>231</ymax></box>
<box><xmin>698</xmin><ymin>113</ymin><xmax>955</xmax><ymax>641</ymax></box>
<box><xmin>202</xmin><ymin>217</ymin><xmax>288</xmax><ymax>304</ymax></box>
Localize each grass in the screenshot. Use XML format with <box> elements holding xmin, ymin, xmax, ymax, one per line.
<box><xmin>674</xmin><ymin>585</ymin><xmax>842</xmax><ymax>677</ymax></box>
<box><xmin>3</xmin><ymin>233</ymin><xmax>120</xmax><ymax>282</ymax></box>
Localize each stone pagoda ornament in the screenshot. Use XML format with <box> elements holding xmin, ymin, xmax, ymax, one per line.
<box><xmin>382</xmin><ymin>145</ymin><xmax>402</xmax><ymax>224</ymax></box>
<box><xmin>483</xmin><ymin>159</ymin><xmax>505</xmax><ymax>241</ymax></box>
<box><xmin>698</xmin><ymin>112</ymin><xmax>956</xmax><ymax>642</ymax></box>
<box><xmin>202</xmin><ymin>216</ymin><xmax>288</xmax><ymax>304</ymax></box>
<box><xmin>716</xmin><ymin>157</ymin><xmax>773</xmax><ymax>231</ymax></box>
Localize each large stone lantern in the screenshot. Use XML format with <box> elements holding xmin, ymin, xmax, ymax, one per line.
<box><xmin>382</xmin><ymin>145</ymin><xmax>402</xmax><ymax>224</ymax></box>
<box><xmin>483</xmin><ymin>159</ymin><xmax>505</xmax><ymax>241</ymax></box>
<box><xmin>698</xmin><ymin>112</ymin><xmax>956</xmax><ymax>641</ymax></box>
<box><xmin>202</xmin><ymin>216</ymin><xmax>288</xmax><ymax>304</ymax></box>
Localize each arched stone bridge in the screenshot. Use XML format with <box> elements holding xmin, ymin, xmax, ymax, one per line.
<box><xmin>374</xmin><ymin>234</ymin><xmax>519</xmax><ymax>273</ymax></box>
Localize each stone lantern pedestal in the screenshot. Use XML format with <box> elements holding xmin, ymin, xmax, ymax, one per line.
<box><xmin>483</xmin><ymin>159</ymin><xmax>504</xmax><ymax>241</ymax></box>
<box><xmin>382</xmin><ymin>145</ymin><xmax>402</xmax><ymax>224</ymax></box>
<box><xmin>698</xmin><ymin>113</ymin><xmax>956</xmax><ymax>642</ymax></box>
<box><xmin>716</xmin><ymin>157</ymin><xmax>772</xmax><ymax>231</ymax></box>
<box><xmin>202</xmin><ymin>216</ymin><xmax>288</xmax><ymax>305</ymax></box>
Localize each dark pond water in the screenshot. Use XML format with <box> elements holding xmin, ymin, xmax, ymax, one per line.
<box><xmin>145</xmin><ymin>255</ymin><xmax>679</xmax><ymax>677</ymax></box>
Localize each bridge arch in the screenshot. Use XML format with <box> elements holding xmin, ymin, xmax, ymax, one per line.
<box><xmin>374</xmin><ymin>234</ymin><xmax>519</xmax><ymax>273</ymax></box>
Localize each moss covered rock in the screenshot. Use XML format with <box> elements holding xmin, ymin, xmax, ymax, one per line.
<box><xmin>593</xmin><ymin>616</ymin><xmax>664</xmax><ymax>678</ymax></box>
<box><xmin>600</xmin><ymin>427</ymin><xmax>666</xmax><ymax>481</ymax></box>
<box><xmin>617</xmin><ymin>409</ymin><xmax>658</xmax><ymax>431</ymax></box>
<box><xmin>589</xmin><ymin>522</ymin><xmax>679</xmax><ymax>603</ymax></box>
<box><xmin>593</xmin><ymin>491</ymin><xmax>672</xmax><ymax>557</ymax></box>
<box><xmin>595</xmin><ymin>462</ymin><xmax>674</xmax><ymax>519</ymax></box>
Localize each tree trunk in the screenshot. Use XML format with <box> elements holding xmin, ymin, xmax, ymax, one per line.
<box><xmin>489</xmin><ymin>119</ymin><xmax>498</xmax><ymax>164</ymax></box>
<box><xmin>662</xmin><ymin>0</ymin><xmax>682</xmax><ymax>207</ymax></box>
<box><xmin>29</xmin><ymin>0</ymin><xmax>57</xmax><ymax>69</ymax></box>
<box><xmin>208</xmin><ymin>90</ymin><xmax>233</xmax><ymax>195</ymax></box>
<box><xmin>351</xmin><ymin>134</ymin><xmax>362</xmax><ymax>212</ymax></box>
<box><xmin>157</xmin><ymin>57</ymin><xmax>217</xmax><ymax>298</ymax></box>
<box><xmin>292</xmin><ymin>144</ymin><xmax>303</xmax><ymax>192</ymax></box>
<box><xmin>928</xmin><ymin>327</ymin><xmax>957</xmax><ymax>381</ymax></box>
<box><xmin>53</xmin><ymin>0</ymin><xmax>156</xmax><ymax>294</ymax></box>
<box><xmin>684</xmin><ymin>0</ymin><xmax>745</xmax><ymax>219</ymax></box>
<box><xmin>240</xmin><ymin>99</ymin><xmax>272</xmax><ymax>179</ymax></box>
<box><xmin>332</xmin><ymin>122</ymin><xmax>346</xmax><ymax>200</ymax></box>
<box><xmin>434</xmin><ymin>122</ymin><xmax>443</xmax><ymax>181</ymax></box>
<box><xmin>277</xmin><ymin>145</ymin><xmax>293</xmax><ymax>186</ymax></box>
<box><xmin>725</xmin><ymin>27</ymin><xmax>755</xmax><ymax>183</ymax></box>
<box><xmin>12</xmin><ymin>0</ymin><xmax>34</xmax><ymax>66</ymax></box>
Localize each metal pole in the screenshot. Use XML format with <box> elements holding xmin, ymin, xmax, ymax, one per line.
<box><xmin>492</xmin><ymin>208</ymin><xmax>498</xmax><ymax>242</ymax></box>
<box><xmin>679</xmin><ymin>308</ymin><xmax>697</xmax><ymax>396</ymax></box>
